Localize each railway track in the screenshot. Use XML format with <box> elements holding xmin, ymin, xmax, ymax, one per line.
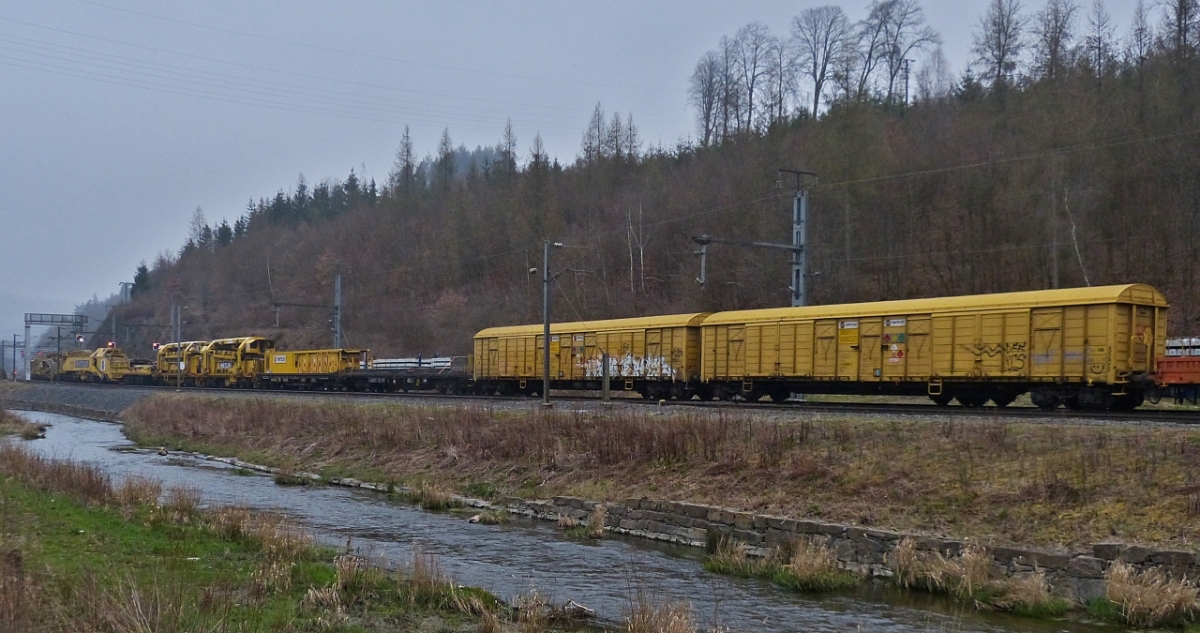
<box><xmin>21</xmin><ymin>381</ymin><xmax>1200</xmax><ymax>425</ymax></box>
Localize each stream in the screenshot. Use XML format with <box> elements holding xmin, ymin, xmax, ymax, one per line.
<box><xmin>13</xmin><ymin>410</ymin><xmax>1112</xmax><ymax>633</ymax></box>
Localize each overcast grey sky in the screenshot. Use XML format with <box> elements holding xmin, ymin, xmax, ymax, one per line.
<box><xmin>1</xmin><ymin>0</ymin><xmax>1145</xmax><ymax>340</ymax></box>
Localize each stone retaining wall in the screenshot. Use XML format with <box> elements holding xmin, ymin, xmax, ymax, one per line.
<box><xmin>500</xmin><ymin>495</ymin><xmax>1200</xmax><ymax>603</ymax></box>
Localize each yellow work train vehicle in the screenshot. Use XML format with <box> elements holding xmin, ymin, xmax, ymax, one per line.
<box><xmin>155</xmin><ymin>341</ymin><xmax>208</xmax><ymax>386</ymax></box>
<box><xmin>29</xmin><ymin>354</ymin><xmax>58</xmax><ymax>381</ymax></box>
<box><xmin>698</xmin><ymin>284</ymin><xmax>1167</xmax><ymax>410</ymax></box>
<box><xmin>200</xmin><ymin>337</ymin><xmax>273</xmax><ymax>387</ymax></box>
<box><xmin>38</xmin><ymin>345</ymin><xmax>155</xmax><ymax>384</ymax></box>
<box><xmin>473</xmin><ymin>313</ymin><xmax>709</xmax><ymax>399</ymax></box>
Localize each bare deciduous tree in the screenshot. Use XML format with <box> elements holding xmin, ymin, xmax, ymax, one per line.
<box><xmin>880</xmin><ymin>0</ymin><xmax>941</xmax><ymax>103</ymax></box>
<box><xmin>688</xmin><ymin>52</ymin><xmax>721</xmax><ymax>147</ymax></box>
<box><xmin>854</xmin><ymin>0</ymin><xmax>895</xmax><ymax>100</ymax></box>
<box><xmin>973</xmin><ymin>0</ymin><xmax>1028</xmax><ymax>88</ymax></box>
<box><xmin>791</xmin><ymin>5</ymin><xmax>852</xmax><ymax>117</ymax></box>
<box><xmin>1032</xmin><ymin>0</ymin><xmax>1079</xmax><ymax>80</ymax></box>
<box><xmin>734</xmin><ymin>22</ymin><xmax>774</xmax><ymax>130</ymax></box>
<box><xmin>916</xmin><ymin>46</ymin><xmax>955</xmax><ymax>100</ymax></box>
<box><xmin>761</xmin><ymin>35</ymin><xmax>798</xmax><ymax>125</ymax></box>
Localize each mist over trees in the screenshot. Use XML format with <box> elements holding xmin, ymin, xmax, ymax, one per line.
<box><xmin>112</xmin><ymin>0</ymin><xmax>1200</xmax><ymax>357</ymax></box>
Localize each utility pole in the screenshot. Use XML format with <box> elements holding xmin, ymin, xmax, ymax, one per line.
<box><xmin>333</xmin><ymin>274</ymin><xmax>343</xmax><ymax>349</ymax></box>
<box><xmin>173</xmin><ymin>304</ymin><xmax>182</xmax><ymax>390</ymax></box>
<box><xmin>903</xmin><ymin>59</ymin><xmax>915</xmax><ymax>106</ymax></box>
<box><xmin>542</xmin><ymin>240</ymin><xmax>562</xmax><ymax>406</ymax></box>
<box><xmin>791</xmin><ymin>186</ymin><xmax>808</xmax><ymax>307</ymax></box>
<box><xmin>271</xmin><ymin>275</ymin><xmax>343</xmax><ymax>348</ymax></box>
<box><xmin>694</xmin><ymin>169</ymin><xmax>814</xmax><ymax>307</ymax></box>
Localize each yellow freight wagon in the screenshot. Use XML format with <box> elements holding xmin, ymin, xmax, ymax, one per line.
<box><xmin>260</xmin><ymin>349</ymin><xmax>367</xmax><ymax>389</ymax></box>
<box><xmin>473</xmin><ymin>313</ymin><xmax>709</xmax><ymax>398</ymax></box>
<box><xmin>700</xmin><ymin>284</ymin><xmax>1167</xmax><ymax>410</ymax></box>
<box><xmin>201</xmin><ymin>337</ymin><xmax>273</xmax><ymax>387</ymax></box>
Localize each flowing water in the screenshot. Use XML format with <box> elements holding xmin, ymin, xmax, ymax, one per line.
<box><xmin>14</xmin><ymin>410</ymin><xmax>1112</xmax><ymax>633</ymax></box>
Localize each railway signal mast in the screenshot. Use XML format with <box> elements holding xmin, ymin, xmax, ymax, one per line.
<box><xmin>271</xmin><ymin>274</ymin><xmax>344</xmax><ymax>349</ymax></box>
<box><xmin>693</xmin><ymin>168</ymin><xmax>816</xmax><ymax>307</ymax></box>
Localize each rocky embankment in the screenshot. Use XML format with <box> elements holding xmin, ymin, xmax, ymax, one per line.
<box><xmin>0</xmin><ymin>382</ymin><xmax>155</xmax><ymax>421</ymax></box>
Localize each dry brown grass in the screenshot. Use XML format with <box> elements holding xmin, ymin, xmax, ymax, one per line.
<box><xmin>557</xmin><ymin>514</ymin><xmax>579</xmax><ymax>529</ymax></box>
<box><xmin>0</xmin><ymin>441</ymin><xmax>111</xmax><ymax>506</ymax></box>
<box><xmin>624</xmin><ymin>590</ymin><xmax>697</xmax><ymax>633</ymax></box>
<box><xmin>890</xmin><ymin>539</ymin><xmax>991</xmax><ymax>600</ymax></box>
<box><xmin>587</xmin><ymin>504</ymin><xmax>608</xmax><ymax>539</ymax></box>
<box><xmin>784</xmin><ymin>539</ymin><xmax>838</xmax><ymax>579</ymax></box>
<box><xmin>414</xmin><ymin>480</ymin><xmax>458</xmax><ymax>510</ymax></box>
<box><xmin>0</xmin><ymin>411</ymin><xmax>44</xmax><ymax>441</ymax></box>
<box><xmin>0</xmin><ymin>546</ymin><xmax>40</xmax><ymax>632</ymax></box>
<box><xmin>121</xmin><ymin>394</ymin><xmax>1200</xmax><ymax>547</ymax></box>
<box><xmin>1105</xmin><ymin>560</ymin><xmax>1200</xmax><ymax>627</ymax></box>
<box><xmin>515</xmin><ymin>590</ymin><xmax>549</xmax><ymax>633</ymax></box>
<box><xmin>114</xmin><ymin>476</ymin><xmax>163</xmax><ymax>509</ymax></box>
<box><xmin>399</xmin><ymin>547</ymin><xmax>469</xmax><ymax>613</ymax></box>
<box><xmin>250</xmin><ymin>513</ymin><xmax>314</xmax><ymax>564</ymax></box>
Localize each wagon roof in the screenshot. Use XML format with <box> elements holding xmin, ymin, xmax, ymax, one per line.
<box><xmin>475</xmin><ymin>313</ymin><xmax>711</xmax><ymax>339</ymax></box>
<box><xmin>700</xmin><ymin>284</ymin><xmax>1167</xmax><ymax>326</ymax></box>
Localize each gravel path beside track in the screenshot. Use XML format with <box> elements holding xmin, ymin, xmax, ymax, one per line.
<box><xmin>2</xmin><ymin>380</ymin><xmax>1198</xmax><ymax>429</ymax></box>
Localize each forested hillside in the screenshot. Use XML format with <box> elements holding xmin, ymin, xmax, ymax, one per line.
<box><xmin>107</xmin><ymin>0</ymin><xmax>1200</xmax><ymax>356</ymax></box>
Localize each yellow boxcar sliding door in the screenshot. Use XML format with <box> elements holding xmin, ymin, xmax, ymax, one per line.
<box><xmin>881</xmin><ymin>317</ymin><xmax>908</xmax><ymax>379</ymax></box>
<box><xmin>813</xmin><ymin>320</ymin><xmax>837</xmax><ymax>378</ymax></box>
<box><xmin>858</xmin><ymin>318</ymin><xmax>882</xmax><ymax>381</ymax></box>
<box><xmin>837</xmin><ymin>319</ymin><xmax>859</xmax><ymax>379</ymax></box>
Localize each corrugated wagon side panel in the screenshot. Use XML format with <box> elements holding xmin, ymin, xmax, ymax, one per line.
<box><xmin>795</xmin><ymin>321</ymin><xmax>814</xmax><ymax>377</ymax></box>
<box><xmin>685</xmin><ymin>326</ymin><xmax>702</xmax><ymax>381</ymax></box>
<box><xmin>1085</xmin><ymin>305</ymin><xmax>1110</xmax><ymax>383</ymax></box>
<box><xmin>931</xmin><ymin>316</ymin><xmax>955</xmax><ymax>377</ymax></box>
<box><xmin>1063</xmin><ymin>307</ymin><xmax>1087</xmax><ymax>380</ymax></box>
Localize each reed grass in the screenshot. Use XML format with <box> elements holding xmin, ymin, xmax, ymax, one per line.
<box><xmin>624</xmin><ymin>589</ymin><xmax>698</xmax><ymax>633</ymax></box>
<box><xmin>586</xmin><ymin>504</ymin><xmax>608</xmax><ymax>539</ymax></box>
<box><xmin>413</xmin><ymin>480</ymin><xmax>460</xmax><ymax>510</ymax></box>
<box><xmin>705</xmin><ymin>537</ymin><xmax>862</xmax><ymax>593</ymax></box>
<box><xmin>1103</xmin><ymin>560</ymin><xmax>1199</xmax><ymax>627</ymax></box>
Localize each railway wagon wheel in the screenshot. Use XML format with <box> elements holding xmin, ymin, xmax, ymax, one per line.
<box><xmin>990</xmin><ymin>391</ymin><xmax>1017</xmax><ymax>408</ymax></box>
<box><xmin>1030</xmin><ymin>389</ymin><xmax>1060</xmax><ymax>411</ymax></box>
<box><xmin>929</xmin><ymin>394</ymin><xmax>953</xmax><ymax>406</ymax></box>
<box><xmin>954</xmin><ymin>393</ymin><xmax>988</xmax><ymax>408</ymax></box>
<box><xmin>768</xmin><ymin>389</ymin><xmax>792</xmax><ymax>403</ymax></box>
